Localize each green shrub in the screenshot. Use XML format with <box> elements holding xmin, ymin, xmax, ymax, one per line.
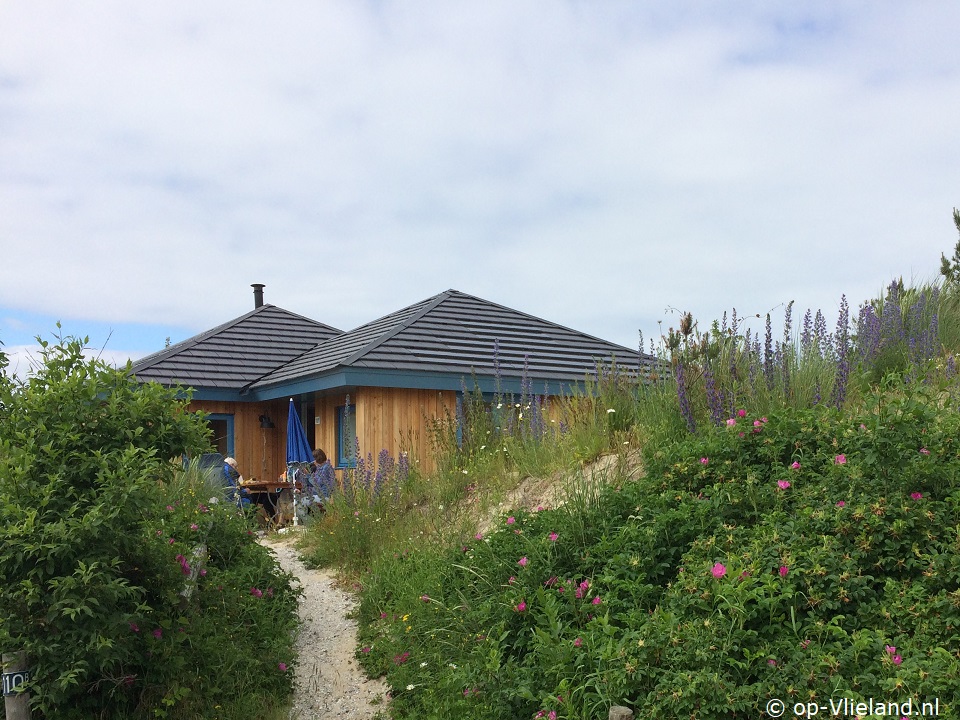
<box><xmin>356</xmin><ymin>380</ymin><xmax>960</xmax><ymax>719</ymax></box>
<box><xmin>0</xmin><ymin>336</ymin><xmax>299</xmax><ymax>719</ymax></box>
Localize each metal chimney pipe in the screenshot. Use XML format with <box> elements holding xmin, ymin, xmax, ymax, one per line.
<box><xmin>251</xmin><ymin>284</ymin><xmax>265</xmax><ymax>308</ymax></box>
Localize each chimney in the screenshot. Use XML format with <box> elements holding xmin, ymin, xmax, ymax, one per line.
<box><xmin>251</xmin><ymin>283</ymin><xmax>265</xmax><ymax>308</ymax></box>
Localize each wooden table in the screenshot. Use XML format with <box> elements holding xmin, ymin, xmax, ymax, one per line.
<box><xmin>239</xmin><ymin>480</ymin><xmax>295</xmax><ymax>524</ymax></box>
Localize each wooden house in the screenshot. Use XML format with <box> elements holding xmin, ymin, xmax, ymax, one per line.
<box><xmin>131</xmin><ymin>285</ymin><xmax>648</xmax><ymax>482</ymax></box>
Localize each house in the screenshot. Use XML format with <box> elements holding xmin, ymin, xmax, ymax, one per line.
<box><xmin>131</xmin><ymin>285</ymin><xmax>649</xmax><ymax>482</ymax></box>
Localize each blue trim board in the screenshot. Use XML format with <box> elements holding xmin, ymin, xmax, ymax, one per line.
<box><xmin>183</xmin><ymin>369</ymin><xmax>588</xmax><ymax>404</ymax></box>
<box><xmin>248</xmin><ymin>368</ymin><xmax>587</xmax><ymax>401</ymax></box>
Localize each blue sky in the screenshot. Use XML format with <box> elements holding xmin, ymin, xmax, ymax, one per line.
<box><xmin>2</xmin><ymin>2</ymin><xmax>959</xmax><ymax>376</ymax></box>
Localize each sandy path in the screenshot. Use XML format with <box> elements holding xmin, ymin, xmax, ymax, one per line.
<box><xmin>260</xmin><ymin>534</ymin><xmax>390</xmax><ymax>720</ymax></box>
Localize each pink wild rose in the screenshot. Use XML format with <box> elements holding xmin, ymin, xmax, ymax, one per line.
<box><xmin>835</xmin><ymin>454</ymin><xmax>847</xmax><ymax>465</ymax></box>
<box><xmin>518</xmin><ymin>557</ymin><xmax>528</xmax><ymax>567</ymax></box>
<box><xmin>779</xmin><ymin>565</ymin><xmax>789</xmax><ymax>577</ymax></box>
<box><xmin>911</xmin><ymin>492</ymin><xmax>923</xmax><ymax>500</ymax></box>
<box><xmin>790</xmin><ymin>461</ymin><xmax>801</xmax><ymax>470</ymax></box>
<box><xmin>777</xmin><ymin>480</ymin><xmax>791</xmax><ymax>490</ymax></box>
<box><xmin>711</xmin><ymin>562</ymin><xmax>727</xmax><ymax>579</ymax></box>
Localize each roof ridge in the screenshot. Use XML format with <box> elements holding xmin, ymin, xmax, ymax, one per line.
<box><xmin>337</xmin><ymin>290</ymin><xmax>454</xmax><ymax>367</ymax></box>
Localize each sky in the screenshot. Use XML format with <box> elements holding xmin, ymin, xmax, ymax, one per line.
<box><xmin>2</xmin><ymin>1</ymin><xmax>959</xmax><ymax>377</ymax></box>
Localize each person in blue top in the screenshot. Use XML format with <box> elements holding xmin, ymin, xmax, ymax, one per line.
<box><xmin>223</xmin><ymin>457</ymin><xmax>251</xmax><ymax>508</ymax></box>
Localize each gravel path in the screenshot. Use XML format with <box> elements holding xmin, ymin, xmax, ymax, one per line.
<box><xmin>260</xmin><ymin>534</ymin><xmax>389</xmax><ymax>720</ymax></box>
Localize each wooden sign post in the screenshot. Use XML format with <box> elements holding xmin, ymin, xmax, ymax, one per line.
<box><xmin>2</xmin><ymin>652</ymin><xmax>31</xmax><ymax>720</ymax></box>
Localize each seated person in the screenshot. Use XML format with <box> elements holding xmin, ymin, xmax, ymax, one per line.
<box><xmin>297</xmin><ymin>449</ymin><xmax>336</xmax><ymax>519</ymax></box>
<box><xmin>223</xmin><ymin>457</ymin><xmax>251</xmax><ymax>508</ymax></box>
<box><xmin>310</xmin><ymin>448</ymin><xmax>337</xmax><ymax>500</ymax></box>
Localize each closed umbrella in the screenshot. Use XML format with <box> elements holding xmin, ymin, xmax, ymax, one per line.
<box><xmin>286</xmin><ymin>398</ymin><xmax>313</xmax><ymax>525</ymax></box>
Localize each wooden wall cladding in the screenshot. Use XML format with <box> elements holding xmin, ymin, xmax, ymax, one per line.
<box><xmin>189</xmin><ymin>398</ymin><xmax>290</xmax><ymax>483</ymax></box>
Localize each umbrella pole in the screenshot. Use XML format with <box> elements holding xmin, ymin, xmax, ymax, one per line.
<box><xmin>292</xmin><ymin>466</ymin><xmax>299</xmax><ymax>527</ymax></box>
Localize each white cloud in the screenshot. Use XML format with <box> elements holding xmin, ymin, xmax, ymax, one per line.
<box><xmin>1</xmin><ymin>1</ymin><xmax>959</xmax><ymax>352</ymax></box>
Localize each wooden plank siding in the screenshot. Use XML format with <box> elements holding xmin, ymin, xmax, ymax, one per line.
<box><xmin>312</xmin><ymin>388</ymin><xmax>457</xmax><ymax>477</ymax></box>
<box><xmin>189</xmin><ymin>399</ymin><xmax>290</xmax><ymax>484</ymax></box>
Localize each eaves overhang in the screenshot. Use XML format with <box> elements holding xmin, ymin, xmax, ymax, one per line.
<box><xmin>241</xmin><ymin>367</ymin><xmax>589</xmax><ymax>401</ymax></box>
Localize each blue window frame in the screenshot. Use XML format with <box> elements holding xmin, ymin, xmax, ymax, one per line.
<box><xmin>206</xmin><ymin>413</ymin><xmax>235</xmax><ymax>458</ymax></box>
<box><xmin>336</xmin><ymin>404</ymin><xmax>357</xmax><ymax>469</ymax></box>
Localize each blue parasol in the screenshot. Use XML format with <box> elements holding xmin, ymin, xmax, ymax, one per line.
<box><xmin>286</xmin><ymin>398</ymin><xmax>313</xmax><ymax>464</ymax></box>
<box><xmin>286</xmin><ymin>398</ymin><xmax>314</xmax><ymax>527</ymax></box>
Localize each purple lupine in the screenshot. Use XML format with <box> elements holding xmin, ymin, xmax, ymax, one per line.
<box><xmin>374</xmin><ymin>448</ymin><xmax>391</xmax><ymax>500</ymax></box>
<box><xmin>880</xmin><ymin>280</ymin><xmax>905</xmax><ymax>352</ymax></box>
<box><xmin>856</xmin><ymin>302</ymin><xmax>882</xmax><ymax>370</ymax></box>
<box><xmin>830</xmin><ymin>295</ymin><xmax>850</xmax><ymax>409</ymax></box>
<box><xmin>675</xmin><ymin>360</ymin><xmax>696</xmax><ymax>433</ymax></box>
<box><xmin>455</xmin><ymin>389</ymin><xmax>466</xmax><ymax>448</ymax></box>
<box><xmin>763</xmin><ymin>314</ymin><xmax>775</xmax><ymax>391</ymax></box>
<box><xmin>908</xmin><ymin>287</ymin><xmax>939</xmax><ymax>364</ymax></box>
<box><xmin>637</xmin><ymin>329</ymin><xmax>645</xmax><ymax>376</ymax></box>
<box><xmin>813</xmin><ymin>379</ymin><xmax>821</xmax><ymax>407</ymax></box>
<box><xmin>396</xmin><ymin>451</ymin><xmax>409</xmax><ymax>501</ymax></box>
<box><xmin>782</xmin><ymin>301</ymin><xmax>794</xmax><ymax>398</ymax></box>
<box><xmin>704</xmin><ymin>360</ymin><xmax>723</xmax><ymax>426</ymax></box>
<box><xmin>801</xmin><ymin>308</ymin><xmax>813</xmax><ymax>356</ymax></box>
<box><xmin>520</xmin><ymin>355</ymin><xmax>532</xmax><ymax>410</ymax></box>
<box><xmin>947</xmin><ymin>355</ymin><xmax>957</xmax><ymax>379</ymax></box>
<box><xmin>814</xmin><ymin>310</ymin><xmax>828</xmax><ymax>358</ymax></box>
<box><xmin>783</xmin><ymin>301</ymin><xmax>794</xmax><ymax>346</ymax></box>
<box><xmin>492</xmin><ymin>338</ymin><xmax>503</xmax><ymax>401</ymax></box>
<box><xmin>363</xmin><ymin>452</ymin><xmax>374</xmax><ymax>491</ymax></box>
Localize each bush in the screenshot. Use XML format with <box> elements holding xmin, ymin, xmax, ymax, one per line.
<box><xmin>355</xmin><ymin>380</ymin><xmax>960</xmax><ymax>719</ymax></box>
<box><xmin>0</xmin><ymin>336</ymin><xmax>299</xmax><ymax>719</ymax></box>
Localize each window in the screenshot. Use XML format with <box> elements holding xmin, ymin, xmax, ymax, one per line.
<box><xmin>336</xmin><ymin>404</ymin><xmax>357</xmax><ymax>468</ymax></box>
<box><xmin>205</xmin><ymin>413</ymin><xmax>234</xmax><ymax>457</ymax></box>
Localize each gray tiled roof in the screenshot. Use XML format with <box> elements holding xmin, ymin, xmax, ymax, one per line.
<box><xmin>131</xmin><ymin>305</ymin><xmax>342</xmax><ymax>389</ymax></box>
<box><xmin>251</xmin><ymin>290</ymin><xmax>651</xmax><ymax>391</ymax></box>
